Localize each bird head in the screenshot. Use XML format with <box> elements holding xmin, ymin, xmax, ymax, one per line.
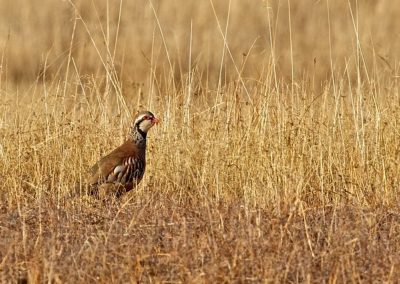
<box><xmin>134</xmin><ymin>111</ymin><xmax>159</xmax><ymax>133</ymax></box>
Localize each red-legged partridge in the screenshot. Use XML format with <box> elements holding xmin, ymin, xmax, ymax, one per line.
<box><xmin>87</xmin><ymin>110</ymin><xmax>159</xmax><ymax>197</ymax></box>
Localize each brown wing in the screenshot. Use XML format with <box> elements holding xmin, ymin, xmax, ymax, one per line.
<box><xmin>88</xmin><ymin>140</ymin><xmax>139</xmax><ymax>186</ymax></box>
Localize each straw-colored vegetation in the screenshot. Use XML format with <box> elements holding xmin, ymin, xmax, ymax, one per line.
<box><xmin>0</xmin><ymin>0</ymin><xmax>399</xmax><ymax>282</ymax></box>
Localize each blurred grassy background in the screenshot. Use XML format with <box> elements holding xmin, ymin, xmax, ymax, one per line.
<box><xmin>0</xmin><ymin>0</ymin><xmax>398</xmax><ymax>87</ymax></box>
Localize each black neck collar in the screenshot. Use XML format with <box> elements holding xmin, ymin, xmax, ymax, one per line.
<box><xmin>135</xmin><ymin>124</ymin><xmax>147</xmax><ymax>140</ymax></box>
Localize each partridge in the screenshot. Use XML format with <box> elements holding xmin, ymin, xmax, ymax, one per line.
<box><xmin>86</xmin><ymin>110</ymin><xmax>159</xmax><ymax>198</ymax></box>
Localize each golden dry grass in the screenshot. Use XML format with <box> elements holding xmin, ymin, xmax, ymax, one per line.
<box><xmin>0</xmin><ymin>0</ymin><xmax>400</xmax><ymax>282</ymax></box>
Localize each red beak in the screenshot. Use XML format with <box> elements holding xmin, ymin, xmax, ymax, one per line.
<box><xmin>152</xmin><ymin>117</ymin><xmax>160</xmax><ymax>124</ymax></box>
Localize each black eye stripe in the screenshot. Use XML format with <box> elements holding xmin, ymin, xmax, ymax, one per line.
<box><xmin>138</xmin><ymin>115</ymin><xmax>154</xmax><ymax>123</ymax></box>
<box><xmin>136</xmin><ymin>116</ymin><xmax>147</xmax><ymax>125</ymax></box>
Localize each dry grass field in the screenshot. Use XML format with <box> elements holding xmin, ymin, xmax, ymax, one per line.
<box><xmin>0</xmin><ymin>0</ymin><xmax>400</xmax><ymax>282</ymax></box>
